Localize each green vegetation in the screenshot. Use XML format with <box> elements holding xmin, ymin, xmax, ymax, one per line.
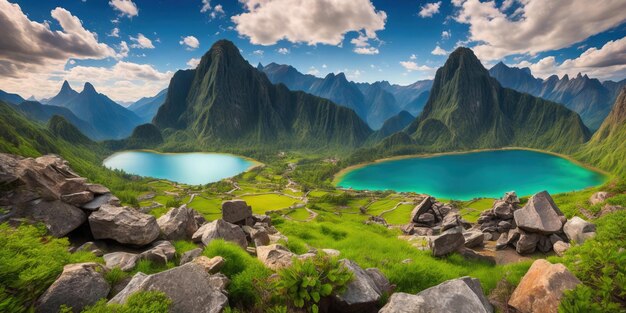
<box><xmin>240</xmin><ymin>194</ymin><xmax>300</xmax><ymax>213</ymax></box>
<box><xmin>80</xmin><ymin>291</ymin><xmax>171</xmax><ymax>313</ymax></box>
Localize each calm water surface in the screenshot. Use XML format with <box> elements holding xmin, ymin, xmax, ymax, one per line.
<box><xmin>336</xmin><ymin>150</ymin><xmax>606</xmax><ymax>200</ymax></box>
<box><xmin>104</xmin><ymin>151</ymin><xmax>255</xmax><ymax>185</ymax></box>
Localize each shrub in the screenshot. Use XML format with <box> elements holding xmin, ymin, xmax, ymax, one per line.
<box><xmin>0</xmin><ymin>224</ymin><xmax>99</xmax><ymax>312</ymax></box>
<box><xmin>165</xmin><ymin>198</ymin><xmax>181</xmax><ymax>208</ymax></box>
<box><xmin>81</xmin><ymin>291</ymin><xmax>172</xmax><ymax>313</ymax></box>
<box><xmin>275</xmin><ymin>253</ymin><xmax>353</xmax><ymax>313</ymax></box>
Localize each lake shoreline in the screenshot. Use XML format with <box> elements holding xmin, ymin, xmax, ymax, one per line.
<box><xmin>333</xmin><ymin>147</ymin><xmax>610</xmax><ymax>188</ymax></box>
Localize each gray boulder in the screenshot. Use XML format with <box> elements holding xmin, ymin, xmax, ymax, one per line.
<box><xmin>28</xmin><ymin>199</ymin><xmax>86</xmax><ymax>237</ymax></box>
<box><xmin>81</xmin><ymin>193</ymin><xmax>117</xmax><ymax>211</ymax></box>
<box><xmin>89</xmin><ymin>204</ymin><xmax>160</xmax><ymax>246</ymax></box>
<box><xmin>379</xmin><ymin>276</ymin><xmax>493</xmax><ymax>313</ymax></box>
<box><xmin>192</xmin><ymin>256</ymin><xmax>225</xmax><ymax>274</ymax></box>
<box><xmin>410</xmin><ymin>197</ymin><xmax>433</xmax><ymax>223</ymax></box>
<box><xmin>36</xmin><ymin>263</ymin><xmax>110</xmax><ymax>313</ymax></box>
<box><xmin>85</xmin><ymin>183</ymin><xmax>110</xmax><ymax>194</ymax></box>
<box><xmin>553</xmin><ymin>241</ymin><xmax>570</xmax><ymax>257</ymax></box>
<box><xmin>589</xmin><ymin>191</ymin><xmax>609</xmax><ymax>205</ymax></box>
<box><xmin>179</xmin><ymin>247</ymin><xmax>203</xmax><ymax>265</ymax></box>
<box><xmin>503</xmin><ymin>191</ymin><xmax>520</xmax><ymax>205</ymax></box>
<box><xmin>221</xmin><ymin>199</ymin><xmax>253</xmax><ymax>224</ymax></box>
<box><xmin>516</xmin><ymin>232</ymin><xmax>540</xmax><ymax>254</ymax></box>
<box><xmin>417</xmin><ymin>213</ymin><xmax>435</xmax><ymax>225</ymax></box>
<box><xmin>157</xmin><ymin>205</ymin><xmax>202</xmax><ymax>240</ymax></box>
<box><xmin>140</xmin><ymin>240</ymin><xmax>176</xmax><ymax>264</ymax></box>
<box><xmin>333</xmin><ymin>259</ymin><xmax>383</xmax><ymax>313</ymax></box>
<box><xmin>192</xmin><ymin>219</ymin><xmax>248</xmax><ymax>248</ymax></box>
<box><xmin>365</xmin><ymin>268</ymin><xmax>394</xmax><ymax>295</ymax></box>
<box><xmin>60</xmin><ymin>191</ymin><xmax>94</xmax><ymax>206</ymax></box>
<box><xmin>256</xmin><ymin>244</ymin><xmax>295</xmax><ymax>270</ymax></box>
<box><xmin>109</xmin><ymin>263</ymin><xmax>228</xmax><ymax>313</ymax></box>
<box><xmin>563</xmin><ymin>216</ymin><xmax>596</xmax><ymax>244</ymax></box>
<box><xmin>493</xmin><ymin>201</ymin><xmax>514</xmax><ymax>219</ymax></box>
<box><xmin>441</xmin><ymin>212</ymin><xmax>461</xmax><ymax>231</ymax></box>
<box><xmin>514</xmin><ymin>191</ymin><xmax>564</xmax><ymax>234</ymax></box>
<box><xmin>429</xmin><ymin>227</ymin><xmax>465</xmax><ymax>257</ymax></box>
<box><xmin>104</xmin><ymin>252</ymin><xmax>139</xmax><ymax>272</ymax></box>
<box><xmin>463</xmin><ymin>231</ymin><xmax>484</xmax><ymax>248</ymax></box>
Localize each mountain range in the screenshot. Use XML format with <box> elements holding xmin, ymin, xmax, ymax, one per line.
<box><xmin>153</xmin><ymin>40</ymin><xmax>372</xmax><ymax>149</ymax></box>
<box><xmin>259</xmin><ymin>63</ymin><xmax>431</xmax><ymax>129</ymax></box>
<box><xmin>127</xmin><ymin>89</ymin><xmax>167</xmax><ymax>123</ymax></box>
<box><xmin>489</xmin><ymin>62</ymin><xmax>626</xmax><ymax>130</ymax></box>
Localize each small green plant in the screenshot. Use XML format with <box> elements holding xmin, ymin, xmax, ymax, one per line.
<box><xmin>104</xmin><ymin>267</ymin><xmax>130</xmax><ymax>286</ymax></box>
<box><xmin>81</xmin><ymin>291</ymin><xmax>172</xmax><ymax>313</ymax></box>
<box><xmin>275</xmin><ymin>253</ymin><xmax>353</xmax><ymax>313</ymax></box>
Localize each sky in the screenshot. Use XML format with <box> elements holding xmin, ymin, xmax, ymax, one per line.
<box><xmin>1</xmin><ymin>0</ymin><xmax>625</xmax><ymax>103</ymax></box>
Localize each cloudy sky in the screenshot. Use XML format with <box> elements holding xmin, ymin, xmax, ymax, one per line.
<box><xmin>1</xmin><ymin>0</ymin><xmax>625</xmax><ymax>102</ymax></box>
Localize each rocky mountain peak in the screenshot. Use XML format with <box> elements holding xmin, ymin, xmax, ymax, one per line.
<box><xmin>82</xmin><ymin>82</ymin><xmax>97</xmax><ymax>95</ymax></box>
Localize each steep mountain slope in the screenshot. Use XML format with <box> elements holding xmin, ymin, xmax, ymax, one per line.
<box><xmin>0</xmin><ymin>90</ymin><xmax>25</xmax><ymax>105</ymax></box>
<box><xmin>489</xmin><ymin>63</ymin><xmax>625</xmax><ymax>129</ymax></box>
<box><xmin>375</xmin><ymin>110</ymin><xmax>414</xmax><ymax>138</ymax></box>
<box><xmin>360</xmin><ymin>82</ymin><xmax>401</xmax><ymax>128</ymax></box>
<box><xmin>46</xmin><ymin>80</ymin><xmax>79</xmax><ymax>107</ymax></box>
<box><xmin>380</xmin><ymin>80</ymin><xmax>433</xmax><ymax>111</ymax></box>
<box><xmin>61</xmin><ymin>83</ymin><xmax>141</xmax><ymax>140</ymax></box>
<box><xmin>402</xmin><ymin>91</ymin><xmax>430</xmax><ymax>116</ymax></box>
<box><xmin>153</xmin><ymin>40</ymin><xmax>372</xmax><ymax>149</ymax></box>
<box><xmin>128</xmin><ymin>89</ymin><xmax>167</xmax><ymax>122</ymax></box>
<box><xmin>15</xmin><ymin>101</ymin><xmax>99</xmax><ymax>139</ymax></box>
<box><xmin>577</xmin><ymin>87</ymin><xmax>626</xmax><ymax>177</ymax></box>
<box><xmin>401</xmin><ymin>47</ymin><xmax>590</xmax><ymax>153</ymax></box>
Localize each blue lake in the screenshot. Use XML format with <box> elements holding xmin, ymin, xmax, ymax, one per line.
<box><xmin>336</xmin><ymin>150</ymin><xmax>606</xmax><ymax>200</ymax></box>
<box><xmin>103</xmin><ymin>151</ymin><xmax>256</xmax><ymax>185</ymax></box>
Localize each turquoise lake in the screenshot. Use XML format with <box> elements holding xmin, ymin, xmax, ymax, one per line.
<box><xmin>336</xmin><ymin>150</ymin><xmax>606</xmax><ymax>200</ymax></box>
<box><xmin>103</xmin><ymin>151</ymin><xmax>255</xmax><ymax>185</ymax></box>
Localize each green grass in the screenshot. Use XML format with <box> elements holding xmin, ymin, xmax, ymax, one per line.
<box><xmin>187</xmin><ymin>196</ymin><xmax>222</xmax><ymax>220</ymax></box>
<box><xmin>381</xmin><ymin>203</ymin><xmax>415</xmax><ymax>224</ymax></box>
<box><xmin>240</xmin><ymin>194</ymin><xmax>301</xmax><ymax>213</ymax></box>
<box><xmin>366</xmin><ymin>198</ymin><xmax>401</xmax><ymax>216</ymax></box>
<box><xmin>287</xmin><ymin>208</ymin><xmax>311</xmax><ymax>221</ymax></box>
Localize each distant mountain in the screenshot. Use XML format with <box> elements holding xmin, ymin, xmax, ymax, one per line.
<box><xmin>375</xmin><ymin>110</ymin><xmax>414</xmax><ymax>138</ymax></box>
<box><xmin>489</xmin><ymin>62</ymin><xmax>626</xmax><ymax>130</ymax></box>
<box><xmin>260</xmin><ymin>63</ymin><xmax>430</xmax><ymax>129</ymax></box>
<box><xmin>380</xmin><ymin>48</ymin><xmax>591</xmax><ymax>154</ymax></box>
<box><xmin>153</xmin><ymin>40</ymin><xmax>372</xmax><ymax>149</ymax></box>
<box><xmin>577</xmin><ymin>87</ymin><xmax>626</xmax><ymax>177</ymax></box>
<box><xmin>46</xmin><ymin>80</ymin><xmax>79</xmax><ymax>107</ymax></box>
<box><xmin>15</xmin><ymin>101</ymin><xmax>99</xmax><ymax>139</ymax></box>
<box><xmin>0</xmin><ymin>90</ymin><xmax>25</xmax><ymax>105</ymax></box>
<box><xmin>59</xmin><ymin>82</ymin><xmax>142</xmax><ymax>140</ymax></box>
<box><xmin>48</xmin><ymin>115</ymin><xmax>93</xmax><ymax>146</ymax></box>
<box><xmin>402</xmin><ymin>90</ymin><xmax>430</xmax><ymax>116</ymax></box>
<box><xmin>128</xmin><ymin>89</ymin><xmax>167</xmax><ymax>123</ymax></box>
<box><xmin>379</xmin><ymin>80</ymin><xmax>433</xmax><ymax>111</ymax></box>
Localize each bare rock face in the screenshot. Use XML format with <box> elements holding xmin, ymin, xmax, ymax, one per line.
<box><xmin>221</xmin><ymin>199</ymin><xmax>253</xmax><ymax>224</ymax></box>
<box><xmin>89</xmin><ymin>204</ymin><xmax>160</xmax><ymax>246</ymax></box>
<box><xmin>256</xmin><ymin>244</ymin><xmax>295</xmax><ymax>270</ymax></box>
<box><xmin>379</xmin><ymin>276</ymin><xmax>493</xmax><ymax>313</ymax></box>
<box><xmin>332</xmin><ymin>259</ymin><xmax>384</xmax><ymax>313</ymax></box>
<box><xmin>429</xmin><ymin>227</ymin><xmax>465</xmax><ymax>257</ymax></box>
<box><xmin>36</xmin><ymin>263</ymin><xmax>110</xmax><ymax>313</ymax></box>
<box><xmin>563</xmin><ymin>216</ymin><xmax>596</xmax><ymax>244</ymax></box>
<box><xmin>192</xmin><ymin>219</ymin><xmax>248</xmax><ymax>248</ymax></box>
<box><xmin>109</xmin><ymin>263</ymin><xmax>228</xmax><ymax>313</ymax></box>
<box><xmin>508</xmin><ymin>259</ymin><xmax>581</xmax><ymax>313</ymax></box>
<box><xmin>157</xmin><ymin>205</ymin><xmax>203</xmax><ymax>240</ymax></box>
<box><xmin>139</xmin><ymin>240</ymin><xmax>176</xmax><ymax>264</ymax></box>
<box><xmin>514</xmin><ymin>191</ymin><xmax>564</xmax><ymax>234</ymax></box>
<box><xmin>104</xmin><ymin>252</ymin><xmax>140</xmax><ymax>272</ymax></box>
<box><xmin>27</xmin><ymin>199</ymin><xmax>87</xmax><ymax>237</ymax></box>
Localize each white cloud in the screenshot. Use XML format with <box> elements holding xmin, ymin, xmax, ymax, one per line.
<box><xmin>354</xmin><ymin>47</ymin><xmax>379</xmax><ymax>55</ymax></box>
<box><xmin>232</xmin><ymin>0</ymin><xmax>387</xmax><ymax>55</ymax></box>
<box><xmin>513</xmin><ymin>36</ymin><xmax>626</xmax><ymax>81</ymax></box>
<box><xmin>210</xmin><ymin>4</ymin><xmax>225</xmax><ymax>19</ymax></box>
<box><xmin>277</xmin><ymin>47</ymin><xmax>290</xmax><ymax>54</ymax></box>
<box><xmin>252</xmin><ymin>49</ymin><xmax>264</xmax><ymax>56</ymax></box>
<box><xmin>179</xmin><ymin>36</ymin><xmax>200</xmax><ymax>50</ymax></box>
<box><xmin>409</xmin><ymin>54</ymin><xmax>417</xmax><ymax>60</ymax></box>
<box><xmin>419</xmin><ymin>1</ymin><xmax>442</xmax><ymax>18</ymax></box>
<box><xmin>322</xmin><ymin>64</ymin><xmax>327</xmax><ymax>69</ymax></box>
<box><xmin>187</xmin><ymin>57</ymin><xmax>201</xmax><ymax>68</ymax></box>
<box><xmin>130</xmin><ymin>33</ymin><xmax>154</xmax><ymax>49</ymax></box>
<box><xmin>115</xmin><ymin>41</ymin><xmax>129</xmax><ymax>59</ymax></box>
<box><xmin>200</xmin><ymin>0</ymin><xmax>211</xmax><ymax>13</ymax></box>
<box><xmin>108</xmin><ymin>27</ymin><xmax>120</xmax><ymax>37</ymax></box>
<box><xmin>307</xmin><ymin>66</ymin><xmax>319</xmax><ymax>75</ymax></box>
<box><xmin>441</xmin><ymin>30</ymin><xmax>451</xmax><ymax>40</ymax></box>
<box><xmin>431</xmin><ymin>45</ymin><xmax>448</xmax><ymax>55</ymax></box>
<box><xmin>109</xmin><ymin>0</ymin><xmax>138</xmax><ymax>18</ymax></box>
<box><xmin>400</xmin><ymin>61</ymin><xmax>434</xmax><ymax>72</ymax></box>
<box><xmin>0</xmin><ymin>2</ymin><xmax>114</xmax><ymax>78</ymax></box>
<box><xmin>454</xmin><ymin>0</ymin><xmax>626</xmax><ymax>61</ymax></box>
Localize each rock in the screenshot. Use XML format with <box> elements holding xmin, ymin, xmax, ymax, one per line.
<box><xmin>28</xmin><ymin>200</ymin><xmax>86</xmax><ymax>237</ymax></box>
<box><xmin>553</xmin><ymin>241</ymin><xmax>570</xmax><ymax>257</ymax></box>
<box><xmin>537</xmin><ymin>235</ymin><xmax>552</xmax><ymax>253</ymax></box>
<box><xmin>104</xmin><ymin>252</ymin><xmax>139</xmax><ymax>272</ymax></box>
<box><xmin>208</xmin><ymin>273</ymin><xmax>230</xmax><ymax>291</ymax></box>
<box><xmin>463</xmin><ymin>231</ymin><xmax>484</xmax><ymax>248</ymax></box>
<box><xmin>441</xmin><ymin>212</ymin><xmax>461</xmax><ymax>231</ymax></box>
<box><xmin>410</xmin><ymin>196</ymin><xmax>433</xmax><ymax>223</ymax></box>
<box><xmin>89</xmin><ymin>204</ymin><xmax>160</xmax><ymax>246</ymax></box>
<box><xmin>549</xmin><ymin>233</ymin><xmax>565</xmax><ymax>245</ymax></box>
<box><xmin>379</xmin><ymin>276</ymin><xmax>493</xmax><ymax>313</ymax></box>
<box><xmin>36</xmin><ymin>263</ymin><xmax>110</xmax><ymax>313</ymax></box>
<box><xmin>75</xmin><ymin>241</ymin><xmax>105</xmax><ymax>257</ymax></box>
<box><xmin>589</xmin><ymin>191</ymin><xmax>609</xmax><ymax>205</ymax></box>
<box><xmin>81</xmin><ymin>193</ymin><xmax>116</xmax><ymax>211</ymax></box>
<box><xmin>256</xmin><ymin>244</ymin><xmax>295</xmax><ymax>270</ymax></box>
<box><xmin>365</xmin><ymin>268</ymin><xmax>394</xmax><ymax>295</ymax></box>
<box><xmin>221</xmin><ymin>199</ymin><xmax>253</xmax><ymax>224</ymax></box>
<box><xmin>192</xmin><ymin>256</ymin><xmax>224</xmax><ymax>274</ymax></box>
<box><xmin>85</xmin><ymin>183</ymin><xmax>110</xmax><ymax>194</ymax></box>
<box><xmin>563</xmin><ymin>216</ymin><xmax>596</xmax><ymax>244</ymax></box>
<box><xmin>495</xmin><ymin>231</ymin><xmax>510</xmax><ymax>250</ymax></box>
<box><xmin>508</xmin><ymin>259</ymin><xmax>581</xmax><ymax>313</ymax></box>
<box><xmin>514</xmin><ymin>191</ymin><xmax>564</xmax><ymax>234</ymax></box>
<box><xmin>503</xmin><ymin>191</ymin><xmax>520</xmax><ymax>205</ymax></box>
<box><xmin>417</xmin><ymin>212</ymin><xmax>435</xmax><ymax>225</ymax></box>
<box><xmin>60</xmin><ymin>191</ymin><xmax>94</xmax><ymax>206</ymax></box>
<box><xmin>413</xmin><ymin>227</ymin><xmax>433</xmax><ymax>236</ymax></box>
<box><xmin>493</xmin><ymin>201</ymin><xmax>514</xmax><ymax>219</ymax></box>
<box><xmin>321</xmin><ymin>248</ymin><xmax>341</xmax><ymax>257</ymax></box>
<box><xmin>332</xmin><ymin>259</ymin><xmax>382</xmax><ymax>313</ymax></box>
<box><xmin>252</xmin><ymin>214</ymin><xmax>271</xmax><ymax>225</ymax></box>
<box><xmin>429</xmin><ymin>227</ymin><xmax>465</xmax><ymax>257</ymax></box>
<box><xmin>179</xmin><ymin>247</ymin><xmax>203</xmax><ymax>265</ymax></box>
<box><xmin>140</xmin><ymin>240</ymin><xmax>176</xmax><ymax>264</ymax></box>
<box><xmin>599</xmin><ymin>204</ymin><xmax>624</xmax><ymax>217</ymax></box>
<box><xmin>457</xmin><ymin>247</ymin><xmax>496</xmax><ymax>265</ymax></box>
<box><xmin>191</xmin><ymin>219</ymin><xmax>248</xmax><ymax>248</ymax></box>
<box><xmin>157</xmin><ymin>205</ymin><xmax>202</xmax><ymax>240</ymax></box>
<box><xmin>109</xmin><ymin>263</ymin><xmax>228</xmax><ymax>313</ymax></box>
<box><xmin>58</xmin><ymin>178</ymin><xmax>87</xmax><ymax>195</ymax></box>
<box><xmin>250</xmin><ymin>228</ymin><xmax>270</xmax><ymax>247</ymax></box>
<box><xmin>497</xmin><ymin>220</ymin><xmax>513</xmax><ymax>232</ymax></box>
<box><xmin>516</xmin><ymin>232</ymin><xmax>539</xmax><ymax>254</ymax></box>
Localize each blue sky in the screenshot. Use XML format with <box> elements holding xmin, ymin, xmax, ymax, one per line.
<box><xmin>1</xmin><ymin>0</ymin><xmax>625</xmax><ymax>102</ymax></box>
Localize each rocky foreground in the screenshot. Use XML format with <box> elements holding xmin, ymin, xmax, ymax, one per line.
<box><xmin>0</xmin><ymin>153</ymin><xmax>606</xmax><ymax>312</ymax></box>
